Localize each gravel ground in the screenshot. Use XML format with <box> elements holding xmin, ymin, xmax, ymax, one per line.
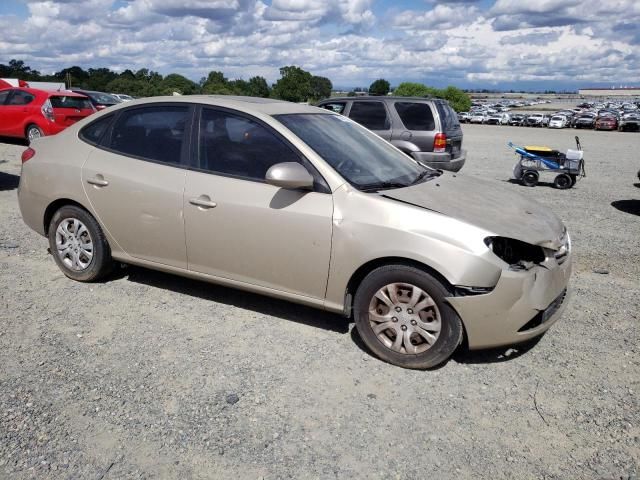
<box><xmin>1</xmin><ymin>125</ymin><xmax>639</xmax><ymax>479</ymax></box>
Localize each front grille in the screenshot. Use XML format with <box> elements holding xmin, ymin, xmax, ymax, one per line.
<box><xmin>518</xmin><ymin>289</ymin><xmax>567</xmax><ymax>332</ymax></box>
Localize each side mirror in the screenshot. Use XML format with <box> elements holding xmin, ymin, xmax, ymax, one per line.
<box><xmin>265</xmin><ymin>162</ymin><xmax>314</xmax><ymax>190</ymax></box>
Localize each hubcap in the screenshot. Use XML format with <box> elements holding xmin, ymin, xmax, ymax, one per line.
<box><xmin>28</xmin><ymin>127</ymin><xmax>41</xmax><ymax>141</ymax></box>
<box><xmin>368</xmin><ymin>283</ymin><xmax>441</xmax><ymax>355</ymax></box>
<box><xmin>55</xmin><ymin>218</ymin><xmax>93</xmax><ymax>271</ymax></box>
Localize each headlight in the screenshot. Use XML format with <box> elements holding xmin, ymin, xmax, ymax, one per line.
<box><xmin>485</xmin><ymin>236</ymin><xmax>545</xmax><ymax>269</ymax></box>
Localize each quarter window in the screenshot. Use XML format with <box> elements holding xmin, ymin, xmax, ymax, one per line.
<box><xmin>108</xmin><ymin>106</ymin><xmax>188</xmax><ymax>165</ymax></box>
<box><xmin>394</xmin><ymin>102</ymin><xmax>436</xmax><ymax>131</ymax></box>
<box><xmin>320</xmin><ymin>102</ymin><xmax>347</xmax><ymax>114</ymax></box>
<box><xmin>348</xmin><ymin>102</ymin><xmax>390</xmax><ymax>130</ymax></box>
<box><xmin>79</xmin><ymin>115</ymin><xmax>114</xmax><ymax>145</ymax></box>
<box><xmin>198</xmin><ymin>108</ymin><xmax>300</xmax><ymax>181</ymax></box>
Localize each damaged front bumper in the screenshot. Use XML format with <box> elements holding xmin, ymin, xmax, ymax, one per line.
<box><xmin>446</xmin><ymin>257</ymin><xmax>572</xmax><ymax>349</ymax></box>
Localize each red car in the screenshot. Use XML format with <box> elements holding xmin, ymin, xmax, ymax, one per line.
<box><xmin>595</xmin><ymin>115</ymin><xmax>618</xmax><ymax>131</ymax></box>
<box><xmin>0</xmin><ymin>87</ymin><xmax>95</xmax><ymax>141</ymax></box>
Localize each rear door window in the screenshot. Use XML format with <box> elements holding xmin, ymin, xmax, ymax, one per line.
<box><xmin>108</xmin><ymin>106</ymin><xmax>189</xmax><ymax>165</ymax></box>
<box><xmin>348</xmin><ymin>101</ymin><xmax>390</xmax><ymax>130</ymax></box>
<box><xmin>50</xmin><ymin>95</ymin><xmax>93</xmax><ymax>110</ymax></box>
<box><xmin>0</xmin><ymin>90</ymin><xmax>10</xmax><ymax>105</ymax></box>
<box><xmin>7</xmin><ymin>90</ymin><xmax>35</xmax><ymax>106</ymax></box>
<box><xmin>394</xmin><ymin>102</ymin><xmax>435</xmax><ymax>131</ymax></box>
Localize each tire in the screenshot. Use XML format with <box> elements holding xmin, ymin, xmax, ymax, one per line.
<box><xmin>521</xmin><ymin>170</ymin><xmax>539</xmax><ymax>187</ymax></box>
<box><xmin>26</xmin><ymin>124</ymin><xmax>43</xmax><ymax>142</ymax></box>
<box><xmin>569</xmin><ymin>174</ymin><xmax>577</xmax><ymax>186</ymax></box>
<box><xmin>353</xmin><ymin>265</ymin><xmax>463</xmax><ymax>369</ymax></box>
<box><xmin>48</xmin><ymin>205</ymin><xmax>113</xmax><ymax>282</ymax></box>
<box><xmin>554</xmin><ymin>174</ymin><xmax>572</xmax><ymax>189</ymax></box>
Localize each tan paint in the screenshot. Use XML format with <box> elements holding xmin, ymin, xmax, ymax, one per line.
<box><xmin>18</xmin><ymin>95</ymin><xmax>573</xmax><ymax>350</ymax></box>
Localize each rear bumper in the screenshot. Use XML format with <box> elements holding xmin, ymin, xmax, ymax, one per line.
<box><xmin>446</xmin><ymin>256</ymin><xmax>572</xmax><ymax>349</ymax></box>
<box><xmin>42</xmin><ymin>123</ymin><xmax>68</xmax><ymax>136</ymax></box>
<box><xmin>412</xmin><ymin>150</ymin><xmax>466</xmax><ymax>172</ymax></box>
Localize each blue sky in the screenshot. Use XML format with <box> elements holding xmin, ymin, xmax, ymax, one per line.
<box><xmin>1</xmin><ymin>0</ymin><xmax>638</xmax><ymax>91</ymax></box>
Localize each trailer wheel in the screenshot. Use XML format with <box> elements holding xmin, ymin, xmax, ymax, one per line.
<box><xmin>554</xmin><ymin>174</ymin><xmax>572</xmax><ymax>189</ymax></box>
<box><xmin>521</xmin><ymin>170</ymin><xmax>539</xmax><ymax>187</ymax></box>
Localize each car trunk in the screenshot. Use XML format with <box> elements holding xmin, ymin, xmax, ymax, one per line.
<box><xmin>50</xmin><ymin>95</ymin><xmax>95</xmax><ymax>126</ymax></box>
<box><xmin>435</xmin><ymin>102</ymin><xmax>463</xmax><ymax>159</ymax></box>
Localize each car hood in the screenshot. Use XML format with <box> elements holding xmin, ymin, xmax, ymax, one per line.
<box><xmin>382</xmin><ymin>173</ymin><xmax>565</xmax><ymax>249</ymax></box>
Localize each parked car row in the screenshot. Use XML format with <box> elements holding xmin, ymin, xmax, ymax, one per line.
<box><xmin>459</xmin><ymin>108</ymin><xmax>640</xmax><ymax>132</ymax></box>
<box><xmin>0</xmin><ymin>85</ymin><xmax>131</xmax><ymax>141</ymax></box>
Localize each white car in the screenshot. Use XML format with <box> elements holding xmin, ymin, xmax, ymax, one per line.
<box><xmin>111</xmin><ymin>93</ymin><xmax>134</xmax><ymax>102</ymax></box>
<box><xmin>469</xmin><ymin>113</ymin><xmax>487</xmax><ymax>124</ymax></box>
<box><xmin>548</xmin><ymin>115</ymin><xmax>568</xmax><ymax>129</ymax></box>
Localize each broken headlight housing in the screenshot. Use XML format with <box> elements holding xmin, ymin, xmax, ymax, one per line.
<box><xmin>485</xmin><ymin>236</ymin><xmax>545</xmax><ymax>270</ymax></box>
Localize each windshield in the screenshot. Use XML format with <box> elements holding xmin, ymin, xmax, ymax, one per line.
<box><xmin>275</xmin><ymin>113</ymin><xmax>428</xmax><ymax>190</ymax></box>
<box><xmin>87</xmin><ymin>91</ymin><xmax>120</xmax><ymax>104</ymax></box>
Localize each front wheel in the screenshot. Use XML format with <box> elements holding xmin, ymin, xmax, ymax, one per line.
<box><xmin>48</xmin><ymin>205</ymin><xmax>113</xmax><ymax>282</ymax></box>
<box><xmin>353</xmin><ymin>265</ymin><xmax>463</xmax><ymax>369</ymax></box>
<box><xmin>554</xmin><ymin>173</ymin><xmax>572</xmax><ymax>189</ymax></box>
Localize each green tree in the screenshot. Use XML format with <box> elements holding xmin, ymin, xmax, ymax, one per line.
<box><xmin>440</xmin><ymin>85</ymin><xmax>471</xmax><ymax>112</ymax></box>
<box><xmin>160</xmin><ymin>73</ymin><xmax>198</xmax><ymax>95</ymax></box>
<box><xmin>86</xmin><ymin>68</ymin><xmax>118</xmax><ymax>92</ymax></box>
<box><xmin>394</xmin><ymin>82</ymin><xmax>471</xmax><ymax>112</ymax></box>
<box><xmin>247</xmin><ymin>76</ymin><xmax>270</xmax><ymax>97</ymax></box>
<box><xmin>393</xmin><ymin>82</ymin><xmax>438</xmax><ymax>97</ymax></box>
<box><xmin>0</xmin><ymin>59</ymin><xmax>41</xmax><ymax>80</ymax></box>
<box><xmin>271</xmin><ymin>66</ymin><xmax>313</xmax><ymax>103</ymax></box>
<box><xmin>229</xmin><ymin>79</ymin><xmax>250</xmax><ymax>95</ymax></box>
<box><xmin>309</xmin><ymin>75</ymin><xmax>332</xmax><ymax>101</ymax></box>
<box><xmin>54</xmin><ymin>66</ymin><xmax>89</xmax><ymax>88</ymax></box>
<box><xmin>201</xmin><ymin>71</ymin><xmax>230</xmax><ymax>94</ymax></box>
<box><xmin>369</xmin><ymin>78</ymin><xmax>390</xmax><ymax>96</ymax></box>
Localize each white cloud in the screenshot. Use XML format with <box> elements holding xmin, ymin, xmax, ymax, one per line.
<box><xmin>0</xmin><ymin>0</ymin><xmax>638</xmax><ymax>88</ymax></box>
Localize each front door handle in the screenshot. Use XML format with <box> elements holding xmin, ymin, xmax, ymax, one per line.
<box><xmin>87</xmin><ymin>175</ymin><xmax>109</xmax><ymax>187</ymax></box>
<box><xmin>189</xmin><ymin>195</ymin><xmax>217</xmax><ymax>209</ymax></box>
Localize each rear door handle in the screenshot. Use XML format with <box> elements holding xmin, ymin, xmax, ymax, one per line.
<box><xmin>87</xmin><ymin>175</ymin><xmax>109</xmax><ymax>187</ymax></box>
<box><xmin>189</xmin><ymin>195</ymin><xmax>217</xmax><ymax>209</ymax></box>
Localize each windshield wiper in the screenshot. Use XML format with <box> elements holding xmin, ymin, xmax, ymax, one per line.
<box><xmin>358</xmin><ymin>181</ymin><xmax>409</xmax><ymax>192</ymax></box>
<box><xmin>410</xmin><ymin>169</ymin><xmax>442</xmax><ymax>185</ymax></box>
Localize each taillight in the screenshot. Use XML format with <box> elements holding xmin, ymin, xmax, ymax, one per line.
<box><xmin>434</xmin><ymin>133</ymin><xmax>447</xmax><ymax>153</ymax></box>
<box><xmin>21</xmin><ymin>147</ymin><xmax>35</xmax><ymax>163</ymax></box>
<box><xmin>41</xmin><ymin>99</ymin><xmax>55</xmax><ymax>122</ymax></box>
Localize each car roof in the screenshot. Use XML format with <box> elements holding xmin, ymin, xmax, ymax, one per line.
<box><xmin>320</xmin><ymin>96</ymin><xmax>444</xmax><ymax>103</ymax></box>
<box><xmin>104</xmin><ymin>95</ymin><xmax>331</xmax><ymax>116</ymax></box>
<box><xmin>0</xmin><ymin>86</ymin><xmax>88</xmax><ymax>98</ymax></box>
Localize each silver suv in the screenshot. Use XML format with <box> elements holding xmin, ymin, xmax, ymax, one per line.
<box><xmin>316</xmin><ymin>96</ymin><xmax>466</xmax><ymax>172</ymax></box>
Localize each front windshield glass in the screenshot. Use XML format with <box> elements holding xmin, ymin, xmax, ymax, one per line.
<box><xmin>275</xmin><ymin>113</ymin><xmax>429</xmax><ymax>190</ymax></box>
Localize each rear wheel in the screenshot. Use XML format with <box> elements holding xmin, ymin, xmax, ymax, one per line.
<box><xmin>354</xmin><ymin>265</ymin><xmax>463</xmax><ymax>369</ymax></box>
<box><xmin>554</xmin><ymin>173</ymin><xmax>572</xmax><ymax>189</ymax></box>
<box><xmin>48</xmin><ymin>205</ymin><xmax>113</xmax><ymax>282</ymax></box>
<box><xmin>26</xmin><ymin>124</ymin><xmax>43</xmax><ymax>142</ymax></box>
<box><xmin>521</xmin><ymin>170</ymin><xmax>539</xmax><ymax>187</ymax></box>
